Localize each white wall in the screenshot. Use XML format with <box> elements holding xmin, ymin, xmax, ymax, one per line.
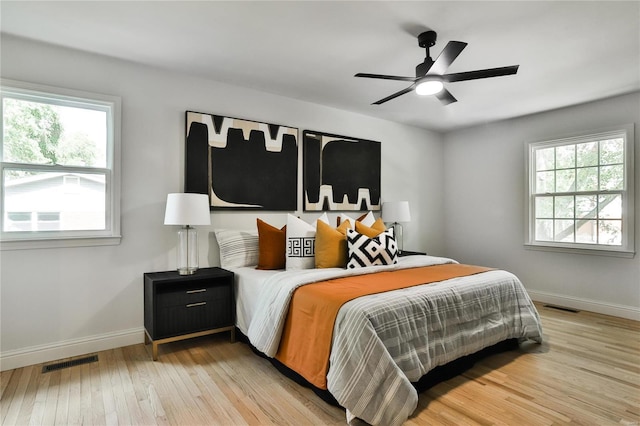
<box><xmin>443</xmin><ymin>92</ymin><xmax>640</xmax><ymax>320</ymax></box>
<box><xmin>5</xmin><ymin>34</ymin><xmax>635</xmax><ymax>373</ymax></box>
<box><xmin>0</xmin><ymin>35</ymin><xmax>445</xmax><ymax>370</ymax></box>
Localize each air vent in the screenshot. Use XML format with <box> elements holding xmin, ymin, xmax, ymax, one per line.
<box><xmin>543</xmin><ymin>304</ymin><xmax>580</xmax><ymax>313</ymax></box>
<box><xmin>42</xmin><ymin>355</ymin><xmax>98</xmax><ymax>373</ymax></box>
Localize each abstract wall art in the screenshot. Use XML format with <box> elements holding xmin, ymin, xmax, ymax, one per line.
<box><xmin>303</xmin><ymin>130</ymin><xmax>381</xmax><ymax>211</ymax></box>
<box><xmin>185</xmin><ymin>111</ymin><xmax>298</xmax><ymax>210</ymax></box>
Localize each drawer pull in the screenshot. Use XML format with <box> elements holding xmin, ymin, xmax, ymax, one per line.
<box><xmin>186</xmin><ymin>289</ymin><xmax>206</xmax><ymax>294</ymax></box>
<box><xmin>186</xmin><ymin>302</ymin><xmax>207</xmax><ymax>308</ymax></box>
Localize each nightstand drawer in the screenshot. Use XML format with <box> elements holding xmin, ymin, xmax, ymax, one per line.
<box><xmin>156</xmin><ymin>282</ymin><xmax>230</xmax><ymax>308</ymax></box>
<box><xmin>155</xmin><ymin>301</ymin><xmax>233</xmax><ymax>339</ymax></box>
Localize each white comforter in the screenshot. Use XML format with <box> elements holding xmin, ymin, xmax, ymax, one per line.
<box><xmin>247</xmin><ymin>256</ymin><xmax>543</xmax><ymax>425</ymax></box>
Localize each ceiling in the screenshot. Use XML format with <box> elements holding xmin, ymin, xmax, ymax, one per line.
<box><xmin>2</xmin><ymin>1</ymin><xmax>639</xmax><ymax>132</ymax></box>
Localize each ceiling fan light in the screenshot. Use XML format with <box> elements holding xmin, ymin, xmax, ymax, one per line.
<box><xmin>415</xmin><ymin>78</ymin><xmax>444</xmax><ymax>96</ymax></box>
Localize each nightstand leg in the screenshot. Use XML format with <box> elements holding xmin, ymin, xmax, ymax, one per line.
<box><xmin>230</xmin><ymin>328</ymin><xmax>236</xmax><ymax>343</ymax></box>
<box><xmin>152</xmin><ymin>342</ymin><xmax>158</xmax><ymax>361</ymax></box>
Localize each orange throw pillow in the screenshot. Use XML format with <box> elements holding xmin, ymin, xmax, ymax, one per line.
<box><xmin>355</xmin><ymin>217</ymin><xmax>386</xmax><ymax>238</ymax></box>
<box><xmin>256</xmin><ymin>218</ymin><xmax>286</xmax><ymax>270</ymax></box>
<box><xmin>315</xmin><ymin>219</ymin><xmax>351</xmax><ymax>268</ymax></box>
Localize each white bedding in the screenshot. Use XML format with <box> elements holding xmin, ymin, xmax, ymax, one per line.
<box><xmin>231</xmin><ymin>266</ymin><xmax>279</xmax><ymax>335</ymax></box>
<box><xmin>237</xmin><ymin>256</ymin><xmax>543</xmax><ymax>425</ymax></box>
<box><xmin>232</xmin><ymin>257</ymin><xmax>440</xmax><ymax>336</ymax></box>
<box><xmin>247</xmin><ymin>255</ymin><xmax>457</xmax><ymax>356</ymax></box>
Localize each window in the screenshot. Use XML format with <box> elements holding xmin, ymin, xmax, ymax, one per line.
<box><xmin>526</xmin><ymin>125</ymin><xmax>634</xmax><ymax>257</ymax></box>
<box><xmin>1</xmin><ymin>79</ymin><xmax>121</xmax><ymax>249</ymax></box>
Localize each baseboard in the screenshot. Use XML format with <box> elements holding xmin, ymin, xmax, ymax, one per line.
<box><xmin>527</xmin><ymin>290</ymin><xmax>640</xmax><ymax>321</ymax></box>
<box><xmin>0</xmin><ymin>327</ymin><xmax>144</xmax><ymax>372</ymax></box>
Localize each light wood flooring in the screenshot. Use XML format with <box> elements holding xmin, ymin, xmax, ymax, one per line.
<box><xmin>1</xmin><ymin>303</ymin><xmax>639</xmax><ymax>425</ymax></box>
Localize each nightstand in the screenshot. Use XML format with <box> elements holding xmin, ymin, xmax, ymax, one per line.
<box><xmin>398</xmin><ymin>250</ymin><xmax>427</xmax><ymax>257</ymax></box>
<box><xmin>144</xmin><ymin>267</ymin><xmax>235</xmax><ymax>360</ymax></box>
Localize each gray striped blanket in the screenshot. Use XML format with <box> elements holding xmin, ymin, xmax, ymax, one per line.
<box><xmin>247</xmin><ymin>256</ymin><xmax>543</xmax><ymax>425</ymax></box>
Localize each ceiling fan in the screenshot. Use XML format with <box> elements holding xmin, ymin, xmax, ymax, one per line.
<box><xmin>354</xmin><ymin>30</ymin><xmax>519</xmax><ymax>105</ymax></box>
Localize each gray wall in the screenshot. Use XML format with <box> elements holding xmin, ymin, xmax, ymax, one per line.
<box><xmin>0</xmin><ymin>35</ymin><xmax>445</xmax><ymax>370</ymax></box>
<box><xmin>443</xmin><ymin>92</ymin><xmax>640</xmax><ymax>319</ymax></box>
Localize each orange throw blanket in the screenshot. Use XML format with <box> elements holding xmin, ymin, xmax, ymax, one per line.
<box><xmin>274</xmin><ymin>264</ymin><xmax>493</xmax><ymax>389</ymax></box>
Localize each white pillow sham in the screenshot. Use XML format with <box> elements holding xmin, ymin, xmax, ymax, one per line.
<box><xmin>340</xmin><ymin>211</ymin><xmax>376</xmax><ymax>228</ymax></box>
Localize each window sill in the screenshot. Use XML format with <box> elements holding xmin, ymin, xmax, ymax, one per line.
<box><xmin>0</xmin><ymin>235</ymin><xmax>121</xmax><ymax>251</ymax></box>
<box><xmin>524</xmin><ymin>243</ymin><xmax>635</xmax><ymax>258</ymax></box>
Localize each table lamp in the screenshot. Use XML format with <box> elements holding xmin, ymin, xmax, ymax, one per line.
<box><xmin>382</xmin><ymin>201</ymin><xmax>411</xmax><ymax>253</ymax></box>
<box><xmin>164</xmin><ymin>193</ymin><xmax>211</xmax><ymax>275</ymax></box>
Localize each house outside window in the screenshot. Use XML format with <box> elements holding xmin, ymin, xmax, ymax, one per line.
<box><xmin>526</xmin><ymin>125</ymin><xmax>635</xmax><ymax>257</ymax></box>
<box><xmin>1</xmin><ymin>79</ymin><xmax>121</xmax><ymax>249</ymax></box>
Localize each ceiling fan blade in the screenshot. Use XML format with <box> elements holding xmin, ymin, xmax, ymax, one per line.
<box><xmin>443</xmin><ymin>65</ymin><xmax>519</xmax><ymax>82</ymax></box>
<box><xmin>435</xmin><ymin>88</ymin><xmax>457</xmax><ymax>105</ymax></box>
<box><xmin>428</xmin><ymin>41</ymin><xmax>468</xmax><ymax>75</ymax></box>
<box><xmin>355</xmin><ymin>73</ymin><xmax>417</xmax><ymax>82</ymax></box>
<box><xmin>372</xmin><ymin>85</ymin><xmax>415</xmax><ymax>105</ymax></box>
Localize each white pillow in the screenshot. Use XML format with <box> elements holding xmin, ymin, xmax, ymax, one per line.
<box><xmin>214</xmin><ymin>229</ymin><xmax>259</xmax><ymax>269</ymax></box>
<box><xmin>286</xmin><ymin>213</ymin><xmax>329</xmax><ymax>270</ymax></box>
<box><xmin>317</xmin><ymin>212</ymin><xmax>329</xmax><ymax>226</ymax></box>
<box><xmin>340</xmin><ymin>211</ymin><xmax>376</xmax><ymax>228</ymax></box>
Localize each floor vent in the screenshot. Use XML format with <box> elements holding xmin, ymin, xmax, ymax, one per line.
<box><xmin>543</xmin><ymin>304</ymin><xmax>580</xmax><ymax>313</ymax></box>
<box><xmin>42</xmin><ymin>355</ymin><xmax>98</xmax><ymax>373</ymax></box>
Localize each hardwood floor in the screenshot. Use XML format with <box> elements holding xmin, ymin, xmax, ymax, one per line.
<box><xmin>2</xmin><ymin>303</ymin><xmax>639</xmax><ymax>425</ymax></box>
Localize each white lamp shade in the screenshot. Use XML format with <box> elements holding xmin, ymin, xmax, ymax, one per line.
<box><xmin>382</xmin><ymin>201</ymin><xmax>411</xmax><ymax>223</ymax></box>
<box><xmin>164</xmin><ymin>193</ymin><xmax>211</xmax><ymax>226</ymax></box>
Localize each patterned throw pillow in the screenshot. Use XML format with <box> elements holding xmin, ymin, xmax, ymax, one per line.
<box><xmin>346</xmin><ymin>228</ymin><xmax>398</xmax><ymax>269</ymax></box>
<box><xmin>286</xmin><ymin>213</ymin><xmax>329</xmax><ymax>270</ymax></box>
<box><xmin>214</xmin><ymin>229</ymin><xmax>259</xmax><ymax>269</ymax></box>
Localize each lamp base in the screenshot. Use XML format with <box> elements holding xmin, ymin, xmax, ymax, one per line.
<box><xmin>177</xmin><ymin>226</ymin><xmax>199</xmax><ymax>275</ymax></box>
<box><xmin>177</xmin><ymin>267</ymin><xmax>198</xmax><ymax>275</ymax></box>
<box><xmin>390</xmin><ymin>222</ymin><xmax>404</xmax><ymax>253</ymax></box>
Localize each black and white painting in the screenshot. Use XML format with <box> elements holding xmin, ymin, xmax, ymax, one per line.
<box><xmin>303</xmin><ymin>130</ymin><xmax>381</xmax><ymax>211</ymax></box>
<box><xmin>185</xmin><ymin>111</ymin><xmax>298</xmax><ymax>210</ymax></box>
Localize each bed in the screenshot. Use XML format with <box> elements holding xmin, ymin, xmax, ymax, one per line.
<box><xmin>215</xmin><ymin>226</ymin><xmax>543</xmax><ymax>426</ymax></box>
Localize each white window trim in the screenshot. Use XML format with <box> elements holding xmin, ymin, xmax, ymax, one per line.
<box><xmin>524</xmin><ymin>124</ymin><xmax>635</xmax><ymax>258</ymax></box>
<box><xmin>0</xmin><ymin>79</ymin><xmax>121</xmax><ymax>250</ymax></box>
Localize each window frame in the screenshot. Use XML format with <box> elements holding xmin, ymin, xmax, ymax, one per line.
<box><xmin>0</xmin><ymin>79</ymin><xmax>121</xmax><ymax>250</ymax></box>
<box><xmin>525</xmin><ymin>124</ymin><xmax>635</xmax><ymax>258</ymax></box>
